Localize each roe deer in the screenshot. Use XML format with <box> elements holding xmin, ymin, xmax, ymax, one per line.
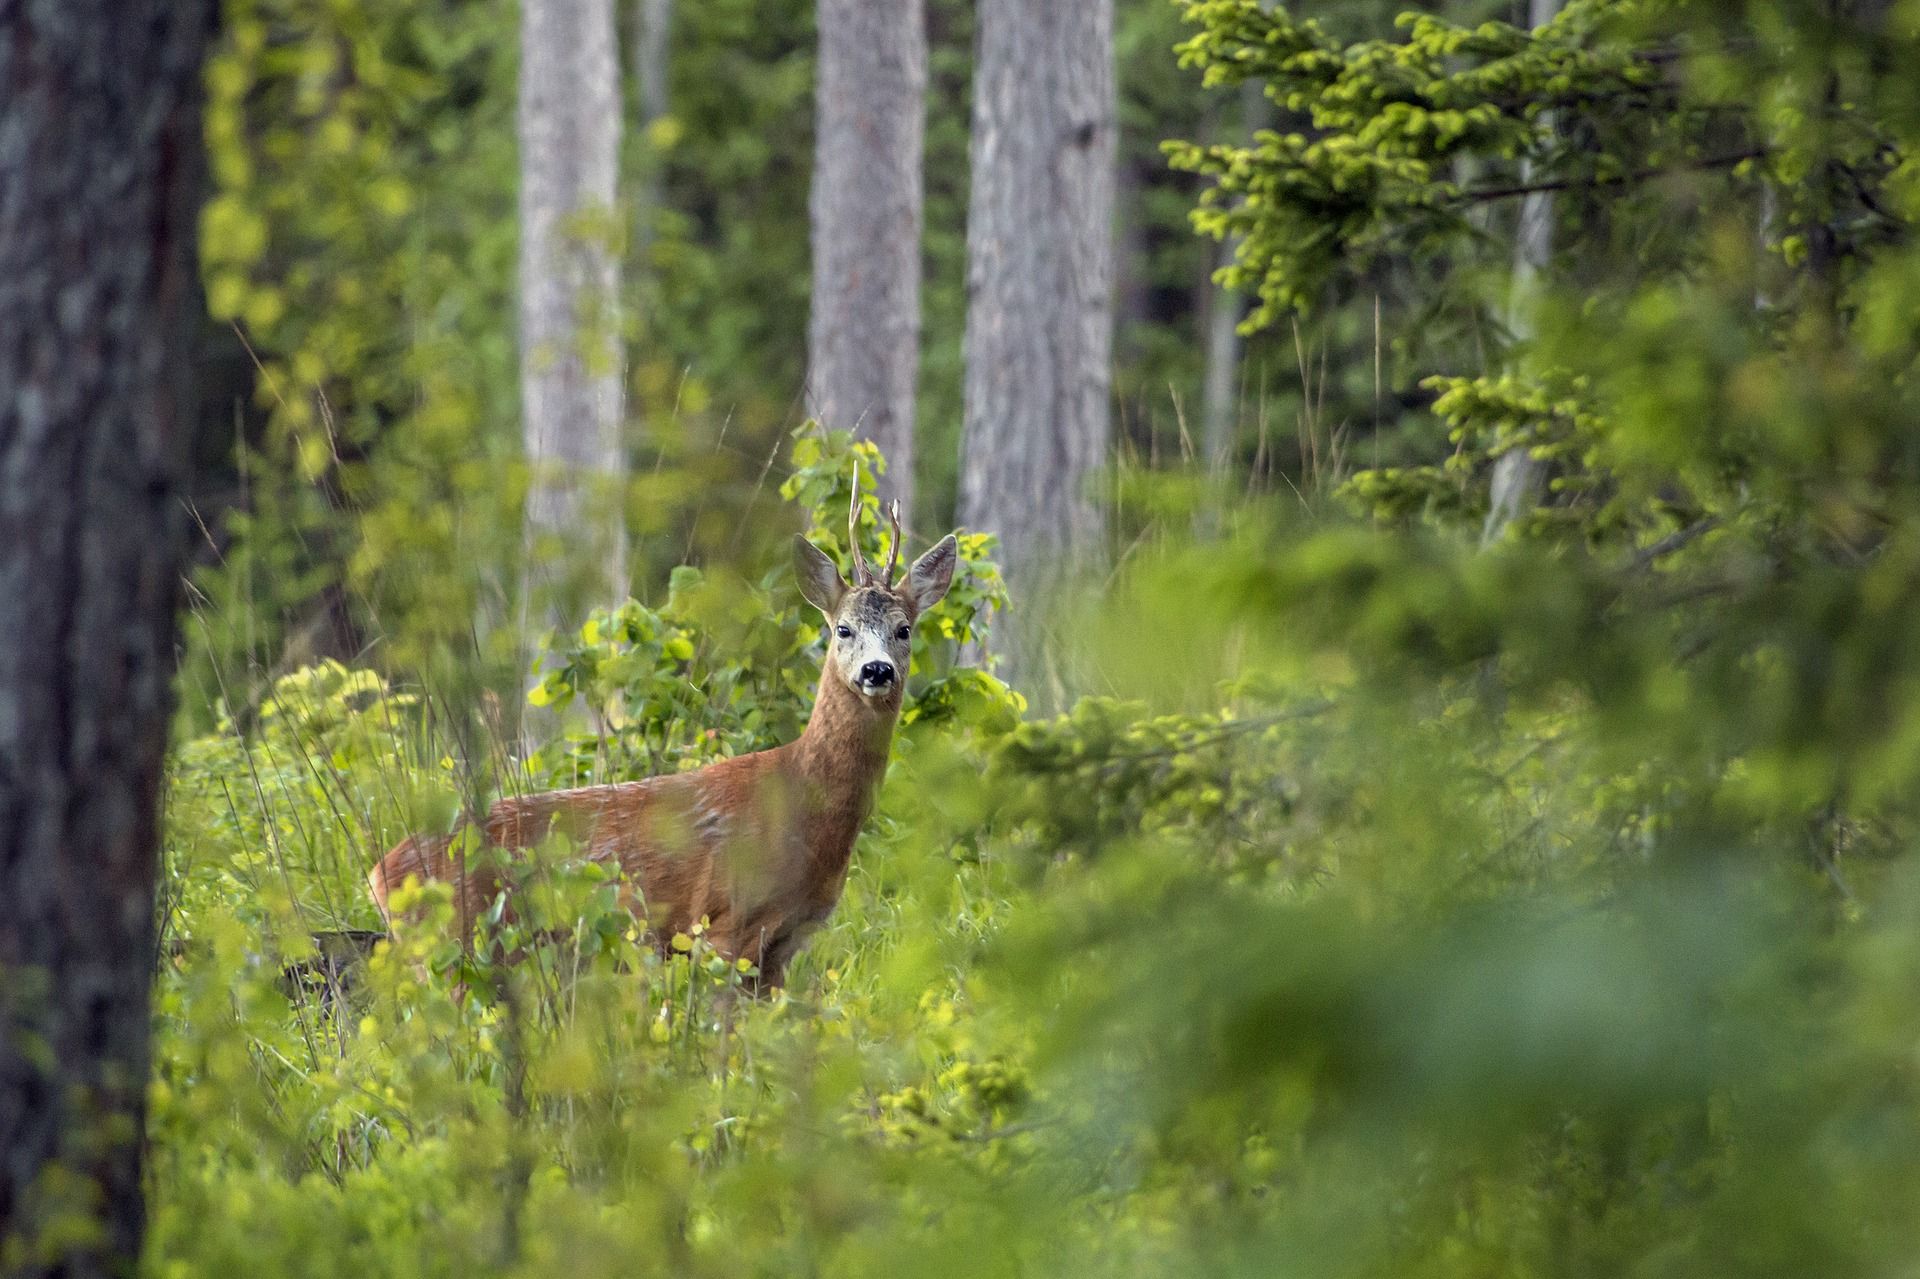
<box><xmin>367</xmin><ymin>475</ymin><xmax>958</xmax><ymax>990</ymax></box>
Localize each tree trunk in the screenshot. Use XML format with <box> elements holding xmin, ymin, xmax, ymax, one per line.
<box><xmin>808</xmin><ymin>0</ymin><xmax>927</xmax><ymax>519</ymax></box>
<box><xmin>521</xmin><ymin>0</ymin><xmax>626</xmax><ymax>620</ymax></box>
<box><xmin>1200</xmin><ymin>70</ymin><xmax>1274</xmax><ymax>478</ymax></box>
<box><xmin>1200</xmin><ymin>240</ymin><xmax>1245</xmax><ymax>477</ymax></box>
<box><xmin>0</xmin><ymin>2</ymin><xmax>211</xmax><ymax>1273</ymax></box>
<box><xmin>629</xmin><ymin>0</ymin><xmax>671</xmax><ymax>269</ymax></box>
<box><xmin>1199</xmin><ymin>2</ymin><xmax>1276</xmax><ymax>479</ymax></box>
<box><xmin>959</xmin><ymin>0</ymin><xmax>1115</xmax><ymax>691</ymax></box>
<box><xmin>1482</xmin><ymin>0</ymin><xmax>1560</xmax><ymax>545</ymax></box>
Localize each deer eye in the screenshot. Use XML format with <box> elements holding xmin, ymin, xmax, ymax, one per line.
<box><xmin>835</xmin><ymin>625</ymin><xmax>852</xmax><ymax>640</ymax></box>
<box><xmin>895</xmin><ymin>625</ymin><xmax>911</xmax><ymax>641</ymax></box>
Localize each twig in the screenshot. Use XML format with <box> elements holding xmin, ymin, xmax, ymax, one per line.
<box><xmin>1626</xmin><ymin>516</ymin><xmax>1720</xmax><ymax>572</ymax></box>
<box><xmin>1082</xmin><ymin>701</ymin><xmax>1336</xmax><ymax>765</ymax></box>
<box><xmin>1455</xmin><ymin>149</ymin><xmax>1767</xmax><ymax>205</ymax></box>
<box><xmin>952</xmin><ymin>1118</ymin><xmax>1060</xmax><ymax>1144</ymax></box>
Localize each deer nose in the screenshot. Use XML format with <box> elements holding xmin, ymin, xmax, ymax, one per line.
<box><xmin>859</xmin><ymin>660</ymin><xmax>895</xmax><ymax>687</ymax></box>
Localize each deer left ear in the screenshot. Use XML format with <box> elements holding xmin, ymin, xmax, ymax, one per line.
<box><xmin>793</xmin><ymin>535</ymin><xmax>848</xmax><ymax>615</ymax></box>
<box><xmin>904</xmin><ymin>534</ymin><xmax>958</xmax><ymax>614</ymax></box>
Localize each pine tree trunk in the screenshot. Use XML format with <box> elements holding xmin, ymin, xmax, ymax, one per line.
<box><xmin>0</xmin><ymin>2</ymin><xmax>211</xmax><ymax>1272</ymax></box>
<box><xmin>808</xmin><ymin>0</ymin><xmax>927</xmax><ymax>519</ymax></box>
<box><xmin>521</xmin><ymin>0</ymin><xmax>626</xmax><ymax>617</ymax></box>
<box><xmin>959</xmin><ymin>0</ymin><xmax>1115</xmax><ymax>689</ymax></box>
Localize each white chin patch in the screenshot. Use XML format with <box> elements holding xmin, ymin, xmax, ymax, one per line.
<box><xmin>857</xmin><ymin>680</ymin><xmax>891</xmax><ymax>699</ymax></box>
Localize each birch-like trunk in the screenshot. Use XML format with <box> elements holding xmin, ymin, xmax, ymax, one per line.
<box><xmin>1482</xmin><ymin>0</ymin><xmax>1560</xmax><ymax>544</ymax></box>
<box><xmin>959</xmin><ymin>0</ymin><xmax>1116</xmax><ymax>690</ymax></box>
<box><xmin>520</xmin><ymin>0</ymin><xmax>626</xmax><ymax>617</ymax></box>
<box><xmin>808</xmin><ymin>0</ymin><xmax>927</xmax><ymax>518</ymax></box>
<box><xmin>0</xmin><ymin>3</ymin><xmax>210</xmax><ymax>1273</ymax></box>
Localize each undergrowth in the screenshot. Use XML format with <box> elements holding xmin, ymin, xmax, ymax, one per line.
<box><xmin>149</xmin><ymin>434</ymin><xmax>1920</xmax><ymax>1278</ymax></box>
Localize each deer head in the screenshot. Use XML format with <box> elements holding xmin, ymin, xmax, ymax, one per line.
<box><xmin>792</xmin><ymin>468</ymin><xmax>958</xmax><ymax>707</ymax></box>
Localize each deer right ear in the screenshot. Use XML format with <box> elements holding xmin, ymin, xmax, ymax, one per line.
<box><xmin>904</xmin><ymin>533</ymin><xmax>959</xmax><ymax>614</ymax></box>
<box><xmin>793</xmin><ymin>535</ymin><xmax>848</xmax><ymax>615</ymax></box>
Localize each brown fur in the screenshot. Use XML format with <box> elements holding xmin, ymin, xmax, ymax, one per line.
<box><xmin>367</xmin><ymin>527</ymin><xmax>957</xmax><ymax>990</ymax></box>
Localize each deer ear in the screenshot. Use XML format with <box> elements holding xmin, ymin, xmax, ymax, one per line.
<box><xmin>793</xmin><ymin>536</ymin><xmax>848</xmax><ymax>615</ymax></box>
<box><xmin>905</xmin><ymin>534</ymin><xmax>958</xmax><ymax>614</ymax></box>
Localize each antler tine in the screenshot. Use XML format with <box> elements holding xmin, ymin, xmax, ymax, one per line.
<box><xmin>884</xmin><ymin>498</ymin><xmax>903</xmax><ymax>586</ymax></box>
<box><xmin>847</xmin><ymin>461</ymin><xmax>871</xmax><ymax>586</ymax></box>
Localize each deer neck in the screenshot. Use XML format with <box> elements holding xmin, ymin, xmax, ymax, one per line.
<box><xmin>792</xmin><ymin>666</ymin><xmax>898</xmax><ymax>827</ymax></box>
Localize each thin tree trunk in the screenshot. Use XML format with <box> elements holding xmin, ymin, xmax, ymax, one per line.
<box><xmin>1755</xmin><ymin>180</ymin><xmax>1781</xmax><ymax>310</ymax></box>
<box><xmin>0</xmin><ymin>2</ymin><xmax>211</xmax><ymax>1272</ymax></box>
<box><xmin>808</xmin><ymin>0</ymin><xmax>927</xmax><ymax>519</ymax></box>
<box><xmin>959</xmin><ymin>0</ymin><xmax>1116</xmax><ymax>693</ymax></box>
<box><xmin>1482</xmin><ymin>0</ymin><xmax>1560</xmax><ymax>545</ymax></box>
<box><xmin>629</xmin><ymin>0</ymin><xmax>672</xmax><ymax>269</ymax></box>
<box><xmin>521</xmin><ymin>0</ymin><xmax>626</xmax><ymax>621</ymax></box>
<box><xmin>1200</xmin><ymin>241</ymin><xmax>1244</xmax><ymax>476</ymax></box>
<box><xmin>1200</xmin><ymin>73</ymin><xmax>1274</xmax><ymax>477</ymax></box>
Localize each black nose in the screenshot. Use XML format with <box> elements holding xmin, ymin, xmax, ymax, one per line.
<box><xmin>859</xmin><ymin>661</ymin><xmax>895</xmax><ymax>686</ymax></box>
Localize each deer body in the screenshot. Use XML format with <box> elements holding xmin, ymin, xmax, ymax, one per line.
<box><xmin>368</xmin><ymin>486</ymin><xmax>957</xmax><ymax>989</ymax></box>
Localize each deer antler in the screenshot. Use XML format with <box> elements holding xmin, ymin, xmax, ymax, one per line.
<box><xmin>883</xmin><ymin>499</ymin><xmax>903</xmax><ymax>586</ymax></box>
<box><xmin>848</xmin><ymin>461</ymin><xmax>873</xmax><ymax>586</ymax></box>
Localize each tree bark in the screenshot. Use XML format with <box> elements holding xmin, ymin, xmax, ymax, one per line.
<box><xmin>1482</xmin><ymin>0</ymin><xmax>1560</xmax><ymax>545</ymax></box>
<box><xmin>521</xmin><ymin>0</ymin><xmax>626</xmax><ymax>618</ymax></box>
<box><xmin>959</xmin><ymin>0</ymin><xmax>1115</xmax><ymax>689</ymax></box>
<box><xmin>0</xmin><ymin>2</ymin><xmax>211</xmax><ymax>1273</ymax></box>
<box><xmin>807</xmin><ymin>0</ymin><xmax>927</xmax><ymax>519</ymax></box>
<box><xmin>629</xmin><ymin>0</ymin><xmax>671</xmax><ymax>269</ymax></box>
<box><xmin>1200</xmin><ymin>69</ymin><xmax>1274</xmax><ymax>478</ymax></box>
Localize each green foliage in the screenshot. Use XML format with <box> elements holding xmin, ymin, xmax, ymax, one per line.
<box><xmin>991</xmin><ymin>696</ymin><xmax>1306</xmax><ymax>856</ymax></box>
<box><xmin>197</xmin><ymin>0</ymin><xmax>522</xmax><ymax>667</ymax></box>
<box><xmin>1168</xmin><ymin>0</ymin><xmax>1747</xmax><ymax>324</ymax></box>
<box><xmin>1169</xmin><ymin>0</ymin><xmax>1920</xmax><ymax>531</ymax></box>
<box><xmin>153</xmin><ymin>490</ymin><xmax>1920</xmax><ymax>1274</ymax></box>
<box><xmin>165</xmin><ymin>659</ymin><xmax>441</xmax><ymax>935</ymax></box>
